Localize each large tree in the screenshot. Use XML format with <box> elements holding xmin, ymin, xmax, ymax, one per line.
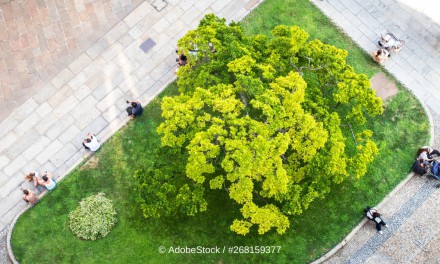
<box><xmin>136</xmin><ymin>15</ymin><xmax>382</xmax><ymax>235</ymax></box>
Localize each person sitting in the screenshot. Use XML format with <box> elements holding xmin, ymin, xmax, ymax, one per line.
<box><xmin>176</xmin><ymin>50</ymin><xmax>188</xmax><ymax>67</ymax></box>
<box><xmin>208</xmin><ymin>42</ymin><xmax>217</xmax><ymax>53</ymax></box>
<box><xmin>126</xmin><ymin>101</ymin><xmax>143</xmax><ymax>119</ymax></box>
<box><xmin>36</xmin><ymin>172</ymin><xmax>56</xmax><ymax>191</ymax></box>
<box><xmin>25</xmin><ymin>171</ymin><xmax>40</xmax><ymax>187</ymax></box>
<box><xmin>82</xmin><ymin>132</ymin><xmax>101</xmax><ymax>151</ymax></box>
<box><xmin>416</xmin><ymin>146</ymin><xmax>440</xmax><ymax>162</ymax></box>
<box><xmin>364</xmin><ymin>207</ymin><xmax>388</xmax><ymax>234</ymax></box>
<box><xmin>412</xmin><ymin>158</ymin><xmax>427</xmax><ymax>175</ymax></box>
<box><xmin>22</xmin><ymin>189</ymin><xmax>39</xmax><ymax>205</ymax></box>
<box><xmin>188</xmin><ymin>43</ymin><xmax>199</xmax><ymax>58</ymax></box>
<box><xmin>372</xmin><ymin>49</ymin><xmax>390</xmax><ymax>64</ymax></box>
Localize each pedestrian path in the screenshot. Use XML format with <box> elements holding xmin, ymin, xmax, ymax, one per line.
<box><xmin>0</xmin><ymin>0</ymin><xmax>263</xmax><ymax>262</ymax></box>
<box><xmin>310</xmin><ymin>0</ymin><xmax>440</xmax><ymax>263</ymax></box>
<box><xmin>0</xmin><ymin>0</ymin><xmax>144</xmax><ymax>121</ymax></box>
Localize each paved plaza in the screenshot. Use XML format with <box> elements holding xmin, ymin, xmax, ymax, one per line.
<box><xmin>0</xmin><ymin>0</ymin><xmax>262</xmax><ymax>262</ymax></box>
<box><xmin>0</xmin><ymin>0</ymin><xmax>144</xmax><ymax>121</ymax></box>
<box><xmin>0</xmin><ymin>0</ymin><xmax>440</xmax><ymax>263</ymax></box>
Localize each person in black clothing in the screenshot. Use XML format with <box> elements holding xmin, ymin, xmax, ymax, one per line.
<box><xmin>364</xmin><ymin>207</ymin><xmax>388</xmax><ymax>234</ymax></box>
<box><xmin>412</xmin><ymin>158</ymin><xmax>427</xmax><ymax>175</ymax></box>
<box><xmin>176</xmin><ymin>50</ymin><xmax>188</xmax><ymax>66</ymax></box>
<box><xmin>126</xmin><ymin>101</ymin><xmax>143</xmax><ymax>119</ymax></box>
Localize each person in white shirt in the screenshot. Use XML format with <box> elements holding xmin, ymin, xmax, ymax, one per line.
<box><xmin>416</xmin><ymin>146</ymin><xmax>440</xmax><ymax>162</ymax></box>
<box><xmin>364</xmin><ymin>207</ymin><xmax>388</xmax><ymax>234</ymax></box>
<box><xmin>82</xmin><ymin>132</ymin><xmax>101</xmax><ymax>152</ymax></box>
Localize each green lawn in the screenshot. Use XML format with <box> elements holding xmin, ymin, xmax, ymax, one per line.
<box><xmin>11</xmin><ymin>0</ymin><xmax>429</xmax><ymax>263</ymax></box>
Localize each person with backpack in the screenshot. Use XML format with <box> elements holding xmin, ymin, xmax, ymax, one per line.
<box><xmin>364</xmin><ymin>207</ymin><xmax>388</xmax><ymax>234</ymax></box>
<box><xmin>427</xmin><ymin>160</ymin><xmax>440</xmax><ymax>181</ymax></box>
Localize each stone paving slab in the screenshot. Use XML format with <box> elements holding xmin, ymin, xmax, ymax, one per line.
<box><xmin>0</xmin><ymin>0</ymin><xmax>145</xmax><ymax>122</ymax></box>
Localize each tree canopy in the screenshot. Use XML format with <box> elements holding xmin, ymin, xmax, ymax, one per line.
<box><xmin>136</xmin><ymin>14</ymin><xmax>382</xmax><ymax>236</ymax></box>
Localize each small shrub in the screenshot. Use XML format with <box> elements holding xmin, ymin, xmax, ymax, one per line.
<box><xmin>69</xmin><ymin>193</ymin><xmax>117</xmax><ymax>240</ymax></box>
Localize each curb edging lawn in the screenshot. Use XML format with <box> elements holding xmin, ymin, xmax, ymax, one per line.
<box><xmin>310</xmin><ymin>91</ymin><xmax>435</xmax><ymax>264</ymax></box>
<box><xmin>6</xmin><ymin>76</ymin><xmax>176</xmax><ymax>264</ymax></box>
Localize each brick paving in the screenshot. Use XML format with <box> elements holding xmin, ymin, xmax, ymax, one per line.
<box><xmin>0</xmin><ymin>0</ymin><xmax>143</xmax><ymax>121</ymax></box>
<box><xmin>370</xmin><ymin>72</ymin><xmax>398</xmax><ymax>101</ymax></box>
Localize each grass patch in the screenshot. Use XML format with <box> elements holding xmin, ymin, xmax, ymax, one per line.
<box><xmin>11</xmin><ymin>0</ymin><xmax>429</xmax><ymax>263</ymax></box>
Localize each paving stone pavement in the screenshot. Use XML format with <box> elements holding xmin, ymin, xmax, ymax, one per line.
<box><xmin>2</xmin><ymin>0</ymin><xmax>440</xmax><ymax>263</ymax></box>
<box><xmin>310</xmin><ymin>0</ymin><xmax>440</xmax><ymax>263</ymax></box>
<box><xmin>0</xmin><ymin>0</ymin><xmax>144</xmax><ymax>121</ymax></box>
<box><xmin>0</xmin><ymin>0</ymin><xmax>263</xmax><ymax>262</ymax></box>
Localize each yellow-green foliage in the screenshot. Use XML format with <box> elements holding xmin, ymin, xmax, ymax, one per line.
<box><xmin>236</xmin><ymin>202</ymin><xmax>290</xmax><ymax>235</ymax></box>
<box><xmin>153</xmin><ymin>14</ymin><xmax>383</xmax><ymax>235</ymax></box>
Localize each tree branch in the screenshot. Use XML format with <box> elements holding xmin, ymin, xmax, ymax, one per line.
<box><xmin>290</xmin><ymin>56</ymin><xmax>324</xmax><ymax>76</ymax></box>
<box><xmin>278</xmin><ymin>128</ymin><xmax>290</xmax><ymax>133</ymax></box>
<box><xmin>301</xmin><ymin>56</ymin><xmax>324</xmax><ymax>71</ymax></box>
<box><xmin>253</xmin><ymin>189</ymin><xmax>268</xmax><ymax>205</ymax></box>
<box><xmin>280</xmin><ymin>154</ymin><xmax>288</xmax><ymax>162</ymax></box>
<box><xmin>223</xmin><ymin>180</ymin><xmax>229</xmax><ymax>193</ymax></box>
<box><xmin>240</xmin><ymin>92</ymin><xmax>248</xmax><ymax>107</ymax></box>
<box><xmin>289</xmin><ymin>60</ymin><xmax>303</xmax><ymax>76</ymax></box>
<box><xmin>340</xmin><ymin>123</ymin><xmax>357</xmax><ymax>145</ymax></box>
<box><xmin>329</xmin><ymin>102</ymin><xmax>341</xmax><ymax>109</ymax></box>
